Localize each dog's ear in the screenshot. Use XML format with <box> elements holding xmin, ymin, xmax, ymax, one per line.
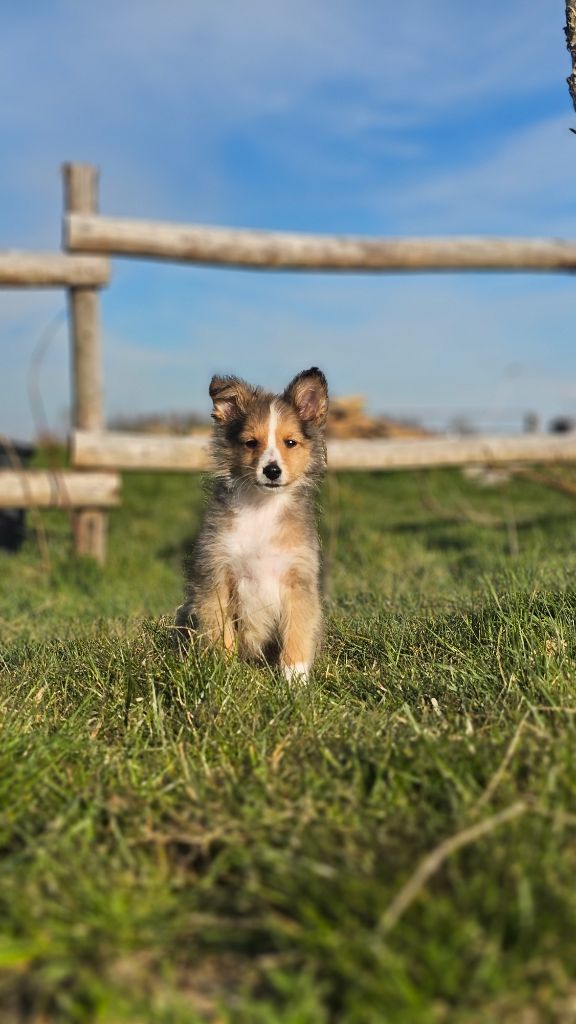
<box><xmin>209</xmin><ymin>375</ymin><xmax>254</xmax><ymax>422</ymax></box>
<box><xmin>284</xmin><ymin>367</ymin><xmax>328</xmax><ymax>427</ymax></box>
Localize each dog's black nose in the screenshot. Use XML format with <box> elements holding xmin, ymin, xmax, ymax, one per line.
<box><xmin>263</xmin><ymin>462</ymin><xmax>281</xmax><ymax>481</ymax></box>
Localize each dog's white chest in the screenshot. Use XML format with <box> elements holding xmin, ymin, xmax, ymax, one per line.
<box><xmin>224</xmin><ymin>497</ymin><xmax>291</xmax><ymax>623</ymax></box>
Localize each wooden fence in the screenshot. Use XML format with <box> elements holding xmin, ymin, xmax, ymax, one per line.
<box><xmin>73</xmin><ymin>430</ymin><xmax>576</xmax><ymax>473</ymax></box>
<box><xmin>2</xmin><ymin>161</ymin><xmax>576</xmax><ymax>562</ymax></box>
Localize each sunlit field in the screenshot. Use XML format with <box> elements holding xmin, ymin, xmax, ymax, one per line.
<box><xmin>2</xmin><ymin>467</ymin><xmax>576</xmax><ymax>1022</ymax></box>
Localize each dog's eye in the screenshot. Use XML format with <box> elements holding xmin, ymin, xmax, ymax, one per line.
<box><xmin>284</xmin><ymin>439</ymin><xmax>298</xmax><ymax>448</ymax></box>
<box><xmin>244</xmin><ymin>439</ymin><xmax>258</xmax><ymax>449</ymax></box>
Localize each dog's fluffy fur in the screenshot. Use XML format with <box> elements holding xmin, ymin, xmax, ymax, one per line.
<box><xmin>176</xmin><ymin>367</ymin><xmax>328</xmax><ymax>681</ymax></box>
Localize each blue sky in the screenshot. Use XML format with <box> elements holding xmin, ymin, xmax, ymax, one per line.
<box><xmin>2</xmin><ymin>0</ymin><xmax>576</xmax><ymax>438</ymax></box>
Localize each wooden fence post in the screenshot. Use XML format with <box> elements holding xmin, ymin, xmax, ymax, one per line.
<box><xmin>62</xmin><ymin>163</ymin><xmax>107</xmax><ymax>562</ymax></box>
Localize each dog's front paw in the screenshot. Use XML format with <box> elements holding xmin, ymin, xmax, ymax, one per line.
<box><xmin>282</xmin><ymin>662</ymin><xmax>310</xmax><ymax>684</ymax></box>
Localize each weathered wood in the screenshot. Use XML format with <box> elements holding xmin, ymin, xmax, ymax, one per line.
<box><xmin>73</xmin><ymin>431</ymin><xmax>209</xmax><ymax>470</ymax></box>
<box><xmin>71</xmin><ymin>510</ymin><xmax>107</xmax><ymax>562</ymax></box>
<box><xmin>63</xmin><ymin>163</ymin><xmax>107</xmax><ymax>561</ymax></box>
<box><xmin>327</xmin><ymin>435</ymin><xmax>576</xmax><ymax>469</ymax></box>
<box><xmin>63</xmin><ymin>163</ymin><xmax>99</xmax><ymax>215</ymax></box>
<box><xmin>325</xmin><ymin>434</ymin><xmax>576</xmax><ymax>468</ymax></box>
<box><xmin>0</xmin><ymin>471</ymin><xmax>120</xmax><ymax>508</ymax></box>
<box><xmin>0</xmin><ymin>251</ymin><xmax>109</xmax><ymax>287</ymax></box>
<box><xmin>66</xmin><ymin>213</ymin><xmax>576</xmax><ymax>272</ymax></box>
<box><xmin>68</xmin><ymin>288</ymin><xmax>103</xmax><ymax>431</ymax></box>
<box><xmin>73</xmin><ymin>430</ymin><xmax>576</xmax><ymax>473</ymax></box>
<box><xmin>63</xmin><ymin>166</ymin><xmax>104</xmax><ymax>431</ymax></box>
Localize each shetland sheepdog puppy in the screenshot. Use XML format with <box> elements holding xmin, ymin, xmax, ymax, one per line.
<box><xmin>176</xmin><ymin>367</ymin><xmax>328</xmax><ymax>682</ymax></box>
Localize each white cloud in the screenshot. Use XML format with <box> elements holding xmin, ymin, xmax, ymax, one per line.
<box><xmin>4</xmin><ymin>269</ymin><xmax>576</xmax><ymax>440</ymax></box>
<box><xmin>375</xmin><ymin>113</ymin><xmax>576</xmax><ymax>234</ymax></box>
<box><xmin>1</xmin><ymin>1</ymin><xmax>574</xmax><ymax>439</ymax></box>
<box><xmin>0</xmin><ymin>1</ymin><xmax>567</xmax><ymax>242</ymax></box>
<box><xmin>97</xmin><ymin>271</ymin><xmax>576</xmax><ymax>433</ymax></box>
<box><xmin>60</xmin><ymin>0</ymin><xmax>562</xmax><ymax>116</ymax></box>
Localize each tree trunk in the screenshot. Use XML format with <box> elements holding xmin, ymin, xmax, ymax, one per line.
<box><xmin>565</xmin><ymin>2</ymin><xmax>576</xmax><ymax>113</ymax></box>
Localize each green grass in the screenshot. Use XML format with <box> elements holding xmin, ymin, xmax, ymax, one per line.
<box><xmin>2</xmin><ymin>467</ymin><xmax>576</xmax><ymax>1022</ymax></box>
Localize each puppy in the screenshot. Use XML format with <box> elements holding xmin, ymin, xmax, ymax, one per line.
<box><xmin>176</xmin><ymin>367</ymin><xmax>328</xmax><ymax>681</ymax></box>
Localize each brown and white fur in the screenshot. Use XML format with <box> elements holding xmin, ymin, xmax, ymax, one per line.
<box><xmin>176</xmin><ymin>368</ymin><xmax>328</xmax><ymax>682</ymax></box>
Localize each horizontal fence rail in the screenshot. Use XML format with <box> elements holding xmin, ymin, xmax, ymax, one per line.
<box><xmin>0</xmin><ymin>251</ymin><xmax>110</xmax><ymax>287</ymax></box>
<box><xmin>66</xmin><ymin>214</ymin><xmax>576</xmax><ymax>273</ymax></box>
<box><xmin>327</xmin><ymin>435</ymin><xmax>576</xmax><ymax>469</ymax></box>
<box><xmin>0</xmin><ymin>471</ymin><xmax>120</xmax><ymax>508</ymax></box>
<box><xmin>72</xmin><ymin>431</ymin><xmax>208</xmax><ymax>471</ymax></box>
<box><xmin>72</xmin><ymin>431</ymin><xmax>576</xmax><ymax>473</ymax></box>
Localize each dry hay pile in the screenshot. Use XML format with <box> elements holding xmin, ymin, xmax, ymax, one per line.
<box><xmin>327</xmin><ymin>395</ymin><xmax>432</xmax><ymax>439</ymax></box>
